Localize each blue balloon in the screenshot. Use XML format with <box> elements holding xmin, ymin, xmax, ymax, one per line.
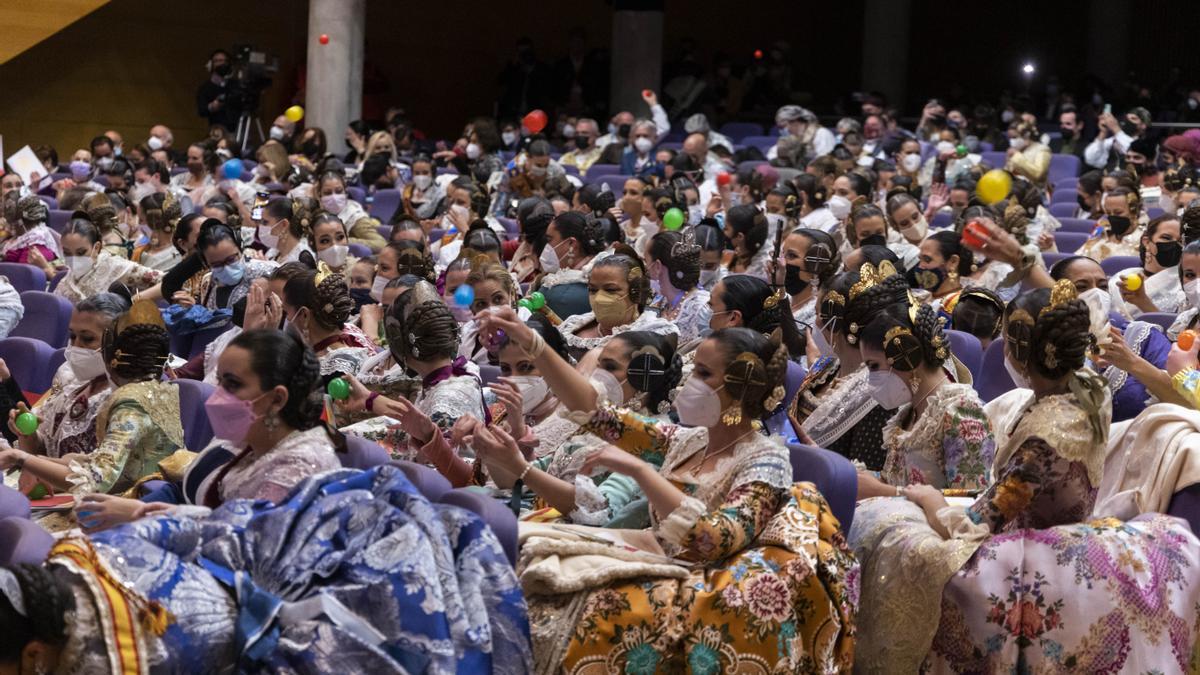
<box><xmin>222</xmin><ymin>159</ymin><xmax>244</xmax><ymax>180</ymax></box>
<box><xmin>453</xmin><ymin>284</ymin><xmax>475</xmax><ymax>307</ymax></box>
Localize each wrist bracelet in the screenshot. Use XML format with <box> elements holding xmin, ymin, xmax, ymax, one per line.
<box><xmin>895</xmin><ymin>486</ymin><xmax>902</xmax><ymax>497</ymax></box>
<box><xmin>523</xmin><ymin>331</ymin><xmax>546</xmax><ymax>359</ymax></box>
<box><xmin>518</xmin><ymin>462</ymin><xmax>534</xmax><ymax>482</ymax></box>
<box><xmin>365</xmin><ymin>392</ymin><xmax>380</xmax><ymax>412</ymax></box>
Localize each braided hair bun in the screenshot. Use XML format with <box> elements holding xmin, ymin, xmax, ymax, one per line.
<box><xmin>710</xmin><ymin>327</ymin><xmax>789</xmax><ymax>419</ymax></box>
<box><xmin>842</xmin><ymin>272</ymin><xmax>909</xmax><ymax>342</ymax></box>
<box><xmin>0</xmin><ymin>564</ymin><xmax>73</xmax><ymax>660</ymax></box>
<box><xmin>859</xmin><ymin>300</ymin><xmax>949</xmax><ymax>372</ymax></box>
<box><xmin>104</xmin><ymin>322</ymin><xmax>169</xmax><ymax>382</ymax></box>
<box><xmin>1006</xmin><ymin>285</ymin><xmax>1093</xmax><ymax>379</ymax></box>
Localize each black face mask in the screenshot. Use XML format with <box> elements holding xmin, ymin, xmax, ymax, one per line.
<box><xmin>1120</xmin><ymin>119</ymin><xmax>1139</xmax><ymax>136</ymax></box>
<box><xmin>859</xmin><ymin>234</ymin><xmax>887</xmax><ymax>248</ymax></box>
<box><xmin>1077</xmin><ymin>195</ymin><xmax>1092</xmax><ymax>212</ymax></box>
<box><xmin>1060</xmin><ymin>126</ymin><xmax>1077</xmax><ymax>138</ymax></box>
<box><xmin>617</xmin><ymin>123</ymin><xmax>632</xmax><ymax>139</ymax></box>
<box><xmin>302</xmin><ymin>141</ymin><xmax>321</xmax><ymax>158</ymax></box>
<box><xmin>907</xmin><ymin>266</ymin><xmax>946</xmax><ymax>290</ymax></box>
<box><xmin>214</xmin><ymin>63</ymin><xmax>232</xmax><ymax>77</ymax></box>
<box><xmin>349</xmin><ymin>287</ymin><xmax>375</xmax><ymax>313</ymax></box>
<box><xmin>573</xmin><ymin>137</ymin><xmax>591</xmax><ymax>152</ymax></box>
<box><xmin>1107</xmin><ymin>214</ymin><xmax>1134</xmax><ymax>237</ymax></box>
<box><xmin>784</xmin><ymin>264</ymin><xmax>809</xmax><ymax>295</ymax></box>
<box><xmin>1154</xmin><ymin>240</ymin><xmax>1183</xmax><ymax>268</ymax></box>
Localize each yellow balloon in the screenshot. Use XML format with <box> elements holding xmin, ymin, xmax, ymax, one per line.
<box><xmin>976</xmin><ymin>169</ymin><xmax>1012</xmax><ymax>205</ymax></box>
<box><xmin>1124</xmin><ymin>273</ymin><xmax>1142</xmax><ymax>292</ymax></box>
<box><xmin>285</xmin><ymin>105</ymin><xmax>304</xmax><ymax>123</ymax></box>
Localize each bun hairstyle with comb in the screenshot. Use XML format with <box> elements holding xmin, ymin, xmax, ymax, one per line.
<box><xmin>0</xmin><ymin>564</ymin><xmax>74</xmax><ymax>661</ymax></box>
<box><xmin>860</xmin><ymin>299</ymin><xmax>951</xmax><ymax>372</ymax></box>
<box><xmin>590</xmin><ymin>246</ymin><xmax>652</xmax><ymax>309</ymax></box>
<box><xmin>726</xmin><ymin>204</ymin><xmax>769</xmax><ymax>257</ymax></box>
<box><xmin>615</xmin><ymin>331</ymin><xmax>683</xmax><ymax>414</ymax></box>
<box><xmin>229</xmin><ymin>328</ymin><xmax>325</xmax><ymax>431</ymax></box>
<box><xmin>717</xmin><ymin>274</ymin><xmax>782</xmax><ymax>336</ymax></box>
<box><xmin>709</xmin><ymin>327</ymin><xmax>790</xmax><ymax>419</ymax></box>
<box><xmin>647</xmin><ymin>229</ymin><xmax>701</xmax><ymax>291</ymax></box>
<box><xmin>283</xmin><ymin>269</ymin><xmax>356</xmax><ymax>331</ymax></box>
<box><xmin>103</xmin><ymin>300</ymin><xmax>170</xmax><ymax>382</ymax></box>
<box><xmin>791</xmin><ymin>228</ymin><xmax>839</xmax><ymax>288</ymax></box>
<box><xmin>385</xmin><ymin>280</ymin><xmax>461</xmax><ymax>364</ymax></box>
<box><xmin>139</xmin><ymin>192</ymin><xmax>182</xmax><ymax>234</ymax></box>
<box><xmin>842</xmin><ymin>262</ymin><xmax>910</xmax><ymax>344</ymax></box>
<box><xmin>1005</xmin><ymin>280</ymin><xmax>1094</xmax><ymax>379</ymax></box>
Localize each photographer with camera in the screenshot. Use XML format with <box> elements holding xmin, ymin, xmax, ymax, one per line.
<box><xmin>197</xmin><ymin>49</ymin><xmax>239</xmax><ymax>132</ymax></box>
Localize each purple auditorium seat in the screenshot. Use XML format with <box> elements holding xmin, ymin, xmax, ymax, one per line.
<box><xmin>0</xmin><ymin>485</ymin><xmax>30</xmax><ymax>519</ymax></box>
<box><xmin>171</xmin><ymin>379</ymin><xmax>216</xmax><ymax>451</ymax></box>
<box><xmin>341</xmin><ymin>434</ymin><xmax>390</xmax><ymax>469</ymax></box>
<box><xmin>1052</xmin><ymin>231</ymin><xmax>1089</xmax><ymax>254</ymax></box>
<box><xmin>0</xmin><ymin>337</ymin><xmax>57</xmax><ymax>393</ymax></box>
<box><xmin>186</xmin><ymin>323</ymin><xmax>233</xmax><ymax>360</ymax></box>
<box><xmin>1050</xmin><ymin>189</ymin><xmax>1079</xmax><ymax>204</ymax></box>
<box><xmin>1054</xmin><ymin>177</ymin><xmax>1078</xmax><ymax>192</ymax></box>
<box><xmin>348</xmin><ymin>243</ymin><xmax>372</xmax><ymax>259</ymax></box>
<box><xmin>585</xmin><ymin>174</ymin><xmax>633</xmax><ymax>190</ymax></box>
<box><xmin>479</xmin><ymin>364</ymin><xmax>501</xmax><ymax>386</ymax></box>
<box><xmin>346</xmin><ymin>186</ymin><xmax>366</xmax><ymax>206</ymax></box>
<box><xmin>47</xmin><ymin>269</ymin><xmax>66</xmax><ymax>292</ymax></box>
<box><xmin>428</xmin><ymin>228</ymin><xmax>446</xmax><ymax>242</ymax></box>
<box><xmin>13</xmin><ymin>291</ymin><xmax>72</xmax><ymax>348</ymax></box>
<box><xmin>718</xmin><ymin>122</ymin><xmax>764</xmax><ymax>142</ymax></box>
<box><xmin>662</xmin><ymin>130</ymin><xmax>687</xmax><ymax>143</ymax></box>
<box><xmin>739</xmin><ymin>136</ymin><xmax>778</xmax><ymax>153</ymax></box>
<box><xmin>391</xmin><ymin>460</ymin><xmax>452</xmax><ymax>502</ymax></box>
<box><xmin>1147</xmin><ymin>207</ymin><xmax>1165</xmax><ymax>220</ymax></box>
<box><xmin>0</xmin><ymin>263</ymin><xmax>46</xmax><ymax>293</ymax></box>
<box><xmin>93</xmin><ymin>175</ymin><xmax>110</xmax><ymax>188</ymax></box>
<box><xmin>47</xmin><ymin>347</ymin><xmax>66</xmax><ymax>383</ymax></box>
<box><xmin>1058</xmin><ymin>217</ymin><xmax>1097</xmax><ymax>234</ymax></box>
<box><xmin>369</xmin><ymin>189</ymin><xmax>401</xmax><ymax>223</ymax></box>
<box><xmin>376</xmin><ymin>225</ymin><xmax>392</xmax><ymax>242</ymax></box>
<box><xmin>930</xmin><ymin>211</ymin><xmax>954</xmax><ymax>230</ymax></box>
<box><xmin>586</xmin><ymin>164</ymin><xmax>621</xmax><ymax>177</ymax></box>
<box><xmin>1048</xmin><ymin>203</ymin><xmax>1077</xmax><ymax>218</ymax></box>
<box><xmin>786</xmin><ymin>444</ymin><xmax>857</xmax><ymax>532</ymax></box>
<box><xmin>562</xmin><ymin>165</ymin><xmax>581</xmax><ymax>177</ymax></box>
<box><xmin>977</xmin><ymin>339</ymin><xmax>1016</xmax><ymax>402</ymax></box>
<box><xmin>496</xmin><ymin>217</ymin><xmax>519</xmax><ymax>236</ymax></box>
<box><xmin>656</xmin><ymin>142</ymin><xmax>683</xmax><ymax>152</ymax></box>
<box><xmin>439</xmin><ymin>488</ymin><xmax>519</xmax><ymax>566</ymax></box>
<box><xmin>435</xmin><ymin>167</ymin><xmax>459</xmax><ymax>176</ymax></box>
<box><xmin>978</xmin><ymin>142</ymin><xmax>994</xmax><ymax>152</ymax></box>
<box><xmin>1048</xmin><ymin>154</ymin><xmax>1081</xmax><ymax>184</ymax></box>
<box><xmin>1099</xmin><ymin>255</ymin><xmax>1142</xmax><ymax>278</ymax></box>
<box><xmin>48</xmin><ymin>209</ymin><xmax>72</xmax><ymax>233</ymax></box>
<box><xmin>1040</xmin><ymin>252</ymin><xmax>1072</xmax><ymax>271</ymax></box>
<box><xmin>264</xmin><ymin>182</ymin><xmax>288</xmax><ymax>194</ymax></box>
<box><xmin>945</xmin><ymin>330</ymin><xmax>983</xmax><ymax>383</ymax></box>
<box><xmin>37</xmin><ymin>195</ymin><xmax>57</xmax><ymax>210</ymax></box>
<box><xmin>1168</xmin><ymin>483</ymin><xmax>1200</xmax><ymax>535</ymax></box>
<box><xmin>979</xmin><ymin>151</ymin><xmax>1007</xmax><ymax>169</ymax></box>
<box><xmin>1138</xmin><ymin>312</ymin><xmax>1179</xmax><ymax>332</ymax></box>
<box><xmin>765</xmin><ymin>360</ymin><xmax>806</xmax><ymax>437</ymax></box>
<box><xmin>0</xmin><ymin>518</ymin><xmax>54</xmax><ymax>567</ymax></box>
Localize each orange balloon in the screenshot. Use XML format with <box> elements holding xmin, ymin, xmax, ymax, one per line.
<box><xmin>523</xmin><ymin>110</ymin><xmax>548</xmax><ymax>134</ymax></box>
<box><xmin>1180</xmin><ymin>330</ymin><xmax>1196</xmax><ymax>351</ymax></box>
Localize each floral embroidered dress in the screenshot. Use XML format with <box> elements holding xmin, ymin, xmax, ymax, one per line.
<box><xmin>192</xmin><ymin>425</ymin><xmax>342</xmax><ymax>506</ymax></box>
<box><xmin>65</xmin><ymin>380</ymin><xmax>184</xmax><ymax>497</ymax></box>
<box><xmin>558</xmin><ymin>309</ymin><xmax>679</xmax><ymax>360</ymax></box>
<box><xmin>1078</xmin><ymin>219</ymin><xmax>1144</xmax><ymax>261</ymax></box>
<box><xmin>53</xmin><ymin>250</ymin><xmax>163</xmax><ymax>304</ymax></box>
<box><xmin>48</xmin><ymin>465</ymin><xmax>530</xmax><ymax>673</ymax></box>
<box><xmin>879</xmin><ymin>382</ymin><xmax>994</xmax><ymax>489</ymax></box>
<box><xmin>32</xmin><ymin>363</ymin><xmax>114</xmax><ymax>458</ymax></box>
<box><xmin>527</xmin><ymin>404</ymin><xmax>858</xmax><ymax>674</ymax></box>
<box><xmin>849</xmin><ymin>374</ymin><xmax>1123</xmax><ymax>672</ymax></box>
<box><xmin>646</xmin><ymin>287</ymin><xmax>711</xmax><ymax>345</ymax></box>
<box><xmin>919</xmin><ymin>384</ymin><xmax>1200</xmax><ymax>673</ymax></box>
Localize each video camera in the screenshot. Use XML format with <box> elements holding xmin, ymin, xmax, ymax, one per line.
<box><xmin>224</xmin><ymin>43</ymin><xmax>279</xmax><ymax>114</ymax></box>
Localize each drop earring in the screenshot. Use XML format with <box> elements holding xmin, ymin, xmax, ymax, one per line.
<box><xmin>721</xmin><ymin>402</ymin><xmax>744</xmax><ymax>426</ymax></box>
<box><xmin>264</xmin><ymin>411</ymin><xmax>279</xmax><ymax>433</ymax></box>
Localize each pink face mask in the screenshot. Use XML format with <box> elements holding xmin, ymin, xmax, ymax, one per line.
<box><xmin>204</xmin><ymin>387</ymin><xmax>267</xmax><ymax>445</ymax></box>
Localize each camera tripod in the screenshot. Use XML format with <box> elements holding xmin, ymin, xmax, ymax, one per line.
<box><xmin>235</xmin><ymin>111</ymin><xmax>266</xmax><ymax>154</ymax></box>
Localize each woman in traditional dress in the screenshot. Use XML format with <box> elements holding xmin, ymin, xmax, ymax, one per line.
<box><xmin>474</xmin><ymin>307</ymin><xmax>857</xmax><ymax>673</ymax></box>
<box><xmin>1108</xmin><ymin>213</ymin><xmax>1186</xmax><ymax>319</ymax></box>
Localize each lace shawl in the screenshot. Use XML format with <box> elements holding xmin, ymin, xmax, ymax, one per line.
<box><xmin>197</xmin><ymin>426</ymin><xmax>341</xmax><ymax>505</ymax></box>
<box><xmin>802</xmin><ymin>365</ymin><xmax>880</xmax><ymax>449</ymax></box>
<box><xmin>558</xmin><ymin>309</ymin><xmax>679</xmax><ymax>354</ymax></box>
<box><xmin>54</xmin><ymin>250</ymin><xmax>162</xmax><ymax>304</ymax></box>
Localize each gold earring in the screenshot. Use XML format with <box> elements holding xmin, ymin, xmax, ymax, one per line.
<box><xmin>721</xmin><ymin>403</ymin><xmax>744</xmax><ymax>426</ymax></box>
<box><xmin>909</xmin><ymin>373</ymin><xmax>921</xmax><ymax>394</ymax></box>
<box><xmin>264</xmin><ymin>411</ymin><xmax>279</xmax><ymax>432</ymax></box>
<box><xmin>948</xmin><ymin>269</ymin><xmax>959</xmax><ymax>284</ymax></box>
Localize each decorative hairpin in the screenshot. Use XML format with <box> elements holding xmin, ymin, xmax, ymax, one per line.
<box><xmin>848</xmin><ymin>260</ymin><xmax>897</xmax><ymax>300</ymax></box>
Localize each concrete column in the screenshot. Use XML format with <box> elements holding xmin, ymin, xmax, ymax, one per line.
<box><xmin>610</xmin><ymin>1</ymin><xmax>663</xmax><ymax>116</ymax></box>
<box><xmin>1087</xmin><ymin>0</ymin><xmax>1129</xmax><ymax>90</ymax></box>
<box><xmin>860</xmin><ymin>0</ymin><xmax>911</xmax><ymax>109</ymax></box>
<box><xmin>305</xmin><ymin>0</ymin><xmax>365</xmax><ymax>156</ymax></box>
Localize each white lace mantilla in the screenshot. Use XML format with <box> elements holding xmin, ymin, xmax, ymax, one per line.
<box><xmin>537</xmin><ymin>267</ymin><xmax>587</xmax><ymax>290</ymax></box>
<box><xmin>802</xmin><ymin>365</ymin><xmax>879</xmax><ymax>449</ymax></box>
<box><xmin>558</xmin><ymin>309</ymin><xmax>680</xmax><ymax>354</ymax></box>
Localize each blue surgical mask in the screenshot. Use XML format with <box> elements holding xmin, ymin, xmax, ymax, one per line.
<box><xmin>211</xmin><ymin>260</ymin><xmax>245</xmax><ymax>286</ymax></box>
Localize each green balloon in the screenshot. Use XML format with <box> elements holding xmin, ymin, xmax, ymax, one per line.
<box><xmin>955</xmin><ymin>144</ymin><xmax>968</xmax><ymax>156</ymax></box>
<box><xmin>528</xmin><ymin>291</ymin><xmax>546</xmax><ymax>311</ymax></box>
<box><xmin>663</xmin><ymin>207</ymin><xmax>685</xmax><ymax>231</ymax></box>
<box><xmin>27</xmin><ymin>483</ymin><xmax>47</xmax><ymax>500</ymax></box>
<box><xmin>15</xmin><ymin>412</ymin><xmax>37</xmax><ymax>436</ymax></box>
<box><xmin>517</xmin><ymin>298</ymin><xmax>532</xmax><ymax>310</ymax></box>
<box><xmin>326</xmin><ymin>378</ymin><xmax>350</xmax><ymax>401</ymax></box>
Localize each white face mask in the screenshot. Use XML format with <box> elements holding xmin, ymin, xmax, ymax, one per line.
<box><xmin>257</xmin><ymin>224</ymin><xmax>280</xmax><ymax>249</ymax></box>
<box><xmin>561</xmin><ymin>124</ymin><xmax>576</xmax><ymax>138</ymax></box>
<box><xmin>507</xmin><ymin>375</ymin><xmax>550</xmax><ymax>414</ymax></box>
<box><xmin>501</xmin><ymin>131</ymin><xmax>518</xmax><ymax>146</ymax></box>
<box><xmin>675</xmin><ymin>375</ymin><xmax>723</xmax><ymax>427</ymax></box>
<box><xmin>1009</xmin><ymin>137</ymin><xmax>1028</xmax><ymax>150</ymax></box>
<box><xmin>1078</xmin><ymin>287</ymin><xmax>1113</xmax><ymax>322</ymax></box>
<box><xmin>147</xmin><ymin>135</ymin><xmax>164</xmax><ymax>150</ymax></box>
<box><xmin>633</xmin><ymin>137</ymin><xmax>654</xmax><ymax>154</ymax></box>
<box><xmin>1004</xmin><ymin>356</ymin><xmax>1032</xmax><ymax>390</ymax></box>
<box><xmin>370</xmin><ymin>274</ymin><xmax>390</xmax><ymax>302</ymax></box>
<box><xmin>765</xmin><ymin>213</ymin><xmax>786</xmax><ymax>240</ymax></box>
<box><xmin>687</xmin><ymin>204</ymin><xmax>704</xmax><ymax>225</ymax></box>
<box><xmin>321</xmin><ymin>193</ymin><xmax>348</xmax><ymax>214</ymax></box>
<box><xmin>828</xmin><ymin>195</ymin><xmax>852</xmax><ymax>220</ymax></box>
<box><xmin>412</xmin><ymin>174</ymin><xmax>433</xmax><ymax>190</ymax></box>
<box><xmin>318</xmin><ymin>244</ymin><xmax>349</xmax><ymax>268</ymax></box>
<box><xmin>589</xmin><ymin>368</ymin><xmax>626</xmax><ymax>405</ymax></box>
<box><xmin>465</xmin><ymin>142</ymin><xmax>482</xmax><ymax>160</ymax></box>
<box><xmin>1186</xmin><ymin>280</ymin><xmax>1200</xmax><ymax>310</ymax></box>
<box><xmin>810</xmin><ymin>322</ymin><xmax>836</xmax><ymax>359</ymax></box>
<box><xmin>867</xmin><ymin>369</ymin><xmax>912</xmax><ymax>409</ymax></box>
<box><xmin>269</xmin><ymin>126</ymin><xmax>285</xmax><ymax>141</ymax></box>
<box><xmin>240</xmin><ymin>226</ymin><xmax>258</xmax><ymax>247</ymax></box>
<box><xmin>699</xmin><ymin>269</ymin><xmax>720</xmax><ymax>287</ymax></box>
<box><xmin>899</xmin><ymin>216</ymin><xmax>929</xmax><ymax>244</ymax></box>
<box><xmin>65</xmin><ymin>345</ymin><xmax>106</xmax><ymax>382</ymax></box>
<box><xmin>1001</xmin><ymin>110</ymin><xmax>1015</xmax><ymax>124</ymax></box>
<box><xmin>901</xmin><ymin>153</ymin><xmax>922</xmax><ymax>173</ymax></box>
<box><xmin>65</xmin><ymin>255</ymin><xmax>94</xmax><ymax>277</ymax></box>
<box><xmin>539</xmin><ymin>241</ymin><xmax>562</xmax><ymax>273</ymax></box>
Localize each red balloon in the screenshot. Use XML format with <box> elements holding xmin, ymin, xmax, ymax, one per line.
<box><xmin>319</xmin><ymin>34</ymin><xmax>329</xmax><ymax>45</ymax></box>
<box><xmin>716</xmin><ymin>172</ymin><xmax>732</xmax><ymax>187</ymax></box>
<box><xmin>642</xmin><ymin>89</ymin><xmax>652</xmax><ymax>98</ymax></box>
<box><xmin>753</xmin><ymin>49</ymin><xmax>763</xmax><ymax>59</ymax></box>
<box><xmin>522</xmin><ymin>109</ymin><xmax>548</xmax><ymax>134</ymax></box>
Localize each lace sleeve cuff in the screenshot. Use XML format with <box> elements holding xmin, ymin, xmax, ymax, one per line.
<box><xmin>936</xmin><ymin>504</ymin><xmax>991</xmax><ymax>543</ymax></box>
<box><xmin>567</xmin><ymin>473</ymin><xmax>611</xmax><ymax>526</ymax></box>
<box><xmin>657</xmin><ymin>495</ymin><xmax>708</xmax><ymax>546</ymax></box>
